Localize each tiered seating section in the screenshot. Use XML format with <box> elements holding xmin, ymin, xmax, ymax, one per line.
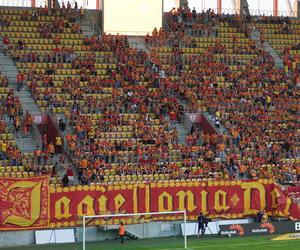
<box><xmin>1</xmin><ymin>7</ymin><xmax>299</xmax><ymax>187</ymax></box>
<box><xmin>255</xmin><ymin>17</ymin><xmax>300</xmax><ymax>53</ymax></box>
<box><xmin>1</xmin><ymin>8</ymin><xmax>187</xmax><ymax>185</ymax></box>
<box><xmin>255</xmin><ymin>17</ymin><xmax>300</xmax><ymax>83</ymax></box>
<box><xmin>0</xmin><ymin>9</ymin><xmax>59</xmax><ymax>180</ymax></box>
<box><xmin>0</xmin><ymin>73</ymin><xmax>55</xmax><ymax>178</ymax></box>
<box><xmin>149</xmin><ymin>9</ymin><xmax>299</xmax><ymax>184</ymax></box>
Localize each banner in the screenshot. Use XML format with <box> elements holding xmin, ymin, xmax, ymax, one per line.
<box><xmin>0</xmin><ymin>176</ymin><xmax>49</xmax><ymax>231</ymax></box>
<box><xmin>219</xmin><ymin>221</ymin><xmax>300</xmax><ymax>236</ymax></box>
<box><xmin>49</xmin><ymin>179</ymin><xmax>300</xmax><ymax>228</ymax></box>
<box><xmin>1</xmin><ymin>178</ymin><xmax>300</xmax><ymax>230</ymax></box>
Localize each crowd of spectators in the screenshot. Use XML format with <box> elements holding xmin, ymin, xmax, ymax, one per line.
<box><xmin>1</xmin><ymin>6</ymin><xmax>299</xmax><ymax>187</ymax></box>
<box><xmin>0</xmin><ymin>78</ymin><xmax>24</xmax><ymax>167</ymax></box>
<box><xmin>0</xmin><ymin>73</ymin><xmax>8</xmax><ymax>87</ymax></box>
<box><xmin>146</xmin><ymin>7</ymin><xmax>299</xmax><ymax>184</ymax></box>
<box><xmin>0</xmin><ymin>15</ymin><xmax>10</xmax><ymax>31</ymax></box>
<box><xmin>283</xmin><ymin>44</ymin><xmax>300</xmax><ymax>83</ymax></box>
<box><xmin>0</xmin><ymin>72</ymin><xmax>57</xmax><ymax>178</ymax></box>
<box><xmin>145</xmin><ymin>6</ymin><xmax>253</xmax><ymax>49</ymax></box>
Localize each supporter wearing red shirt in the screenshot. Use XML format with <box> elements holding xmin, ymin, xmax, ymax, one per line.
<box><xmin>3</xmin><ymin>36</ymin><xmax>10</xmax><ymax>52</ymax></box>
<box><xmin>67</xmin><ymin>165</ymin><xmax>74</xmax><ymax>182</ymax></box>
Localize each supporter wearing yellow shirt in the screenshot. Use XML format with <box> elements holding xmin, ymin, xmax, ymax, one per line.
<box><xmin>0</xmin><ymin>141</ymin><xmax>7</xmax><ymax>160</ymax></box>
<box><xmin>55</xmin><ymin>136</ymin><xmax>63</xmax><ymax>154</ymax></box>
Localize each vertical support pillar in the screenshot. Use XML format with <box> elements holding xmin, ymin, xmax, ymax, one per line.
<box><xmin>184</xmin><ymin>211</ymin><xmax>187</xmax><ymax>249</ymax></box>
<box><xmin>217</xmin><ymin>0</ymin><xmax>222</xmax><ymax>14</ymax></box>
<box><xmin>174</xmin><ymin>0</ymin><xmax>180</xmax><ymax>9</ymax></box>
<box><xmin>273</xmin><ymin>0</ymin><xmax>278</xmax><ymax>16</ymax></box>
<box><xmin>285</xmin><ymin>0</ymin><xmax>293</xmax><ymax>15</ymax></box>
<box><xmin>179</xmin><ymin>0</ymin><xmax>188</xmax><ymax>8</ymax></box>
<box><xmin>31</xmin><ymin>0</ymin><xmax>35</xmax><ymax>8</ymax></box>
<box><xmin>97</xmin><ymin>0</ymin><xmax>103</xmax><ymax>10</ymax></box>
<box><xmin>83</xmin><ymin>216</ymin><xmax>86</xmax><ymax>250</ymax></box>
<box><xmin>295</xmin><ymin>0</ymin><xmax>300</xmax><ymax>18</ymax></box>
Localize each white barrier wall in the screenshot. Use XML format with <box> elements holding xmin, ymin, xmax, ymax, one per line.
<box><xmin>181</xmin><ymin>218</ymin><xmax>253</xmax><ymax>236</ymax></box>
<box><xmin>35</xmin><ymin>229</ymin><xmax>75</xmax><ymax>244</ymax></box>
<box><xmin>0</xmin><ymin>219</ymin><xmax>253</xmax><ymax>247</ymax></box>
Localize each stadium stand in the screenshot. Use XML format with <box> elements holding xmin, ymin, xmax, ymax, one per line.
<box><xmin>0</xmin><ymin>5</ymin><xmax>300</xmax><ymax>249</ymax></box>
<box><xmin>148</xmin><ymin>8</ymin><xmax>299</xmax><ymax>184</ymax></box>
<box><xmin>0</xmin><ymin>5</ymin><xmax>299</xmax><ymax>190</ymax></box>
<box><xmin>0</xmin><ymin>71</ymin><xmax>55</xmax><ymax>178</ymax></box>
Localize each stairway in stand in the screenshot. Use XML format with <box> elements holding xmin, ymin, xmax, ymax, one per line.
<box><xmin>127</xmin><ymin>36</ymin><xmax>150</xmax><ymax>52</ymax></box>
<box><xmin>0</xmin><ymin>39</ymin><xmax>41</xmax><ymax>153</ymax></box>
<box><xmin>250</xmin><ymin>27</ymin><xmax>284</xmax><ymax>69</ymax></box>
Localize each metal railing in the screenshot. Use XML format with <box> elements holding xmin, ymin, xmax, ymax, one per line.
<box><xmin>165</xmin><ymin>7</ymin><xmax>297</xmax><ymax>18</ymax></box>
<box><xmin>80</xmin><ymin>10</ymin><xmax>102</xmax><ymax>36</ymax></box>
<box><xmin>0</xmin><ymin>0</ymin><xmax>48</xmax><ymax>7</ymax></box>
<box><xmin>249</xmin><ymin>9</ymin><xmax>297</xmax><ymax>17</ymax></box>
<box><xmin>0</xmin><ymin>2</ymin><xmax>298</xmax><ymax>17</ymax></box>
<box><xmin>91</xmin><ymin>17</ymin><xmax>102</xmax><ymax>36</ymax></box>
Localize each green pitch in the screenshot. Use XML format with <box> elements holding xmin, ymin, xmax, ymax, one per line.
<box><xmin>3</xmin><ymin>235</ymin><xmax>300</xmax><ymax>250</ymax></box>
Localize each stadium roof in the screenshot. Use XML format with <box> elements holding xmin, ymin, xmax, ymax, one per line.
<box><xmin>0</xmin><ymin>0</ymin><xmax>297</xmax><ymax>16</ymax></box>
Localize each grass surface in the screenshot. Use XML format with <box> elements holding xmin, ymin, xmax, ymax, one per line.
<box><xmin>2</xmin><ymin>235</ymin><xmax>300</xmax><ymax>250</ymax></box>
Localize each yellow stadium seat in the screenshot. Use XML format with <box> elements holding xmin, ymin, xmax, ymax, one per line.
<box><xmin>5</xmin><ymin>166</ymin><xmax>12</xmax><ymax>173</ymax></box>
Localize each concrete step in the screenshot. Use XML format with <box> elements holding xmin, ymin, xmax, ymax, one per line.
<box><xmin>15</xmin><ymin>90</ymin><xmax>32</xmax><ymax>96</ymax></box>
<box><xmin>83</xmin><ymin>31</ymin><xmax>95</xmax><ymax>37</ymax></box>
<box><xmin>20</xmin><ymin>102</ymin><xmax>39</xmax><ymax>107</ymax></box>
<box><xmin>0</xmin><ymin>56</ymin><xmax>11</xmax><ymax>59</ymax></box>
<box><xmin>1</xmin><ymin>69</ymin><xmax>17</xmax><ymax>72</ymax></box>
<box><xmin>18</xmin><ymin>138</ymin><xmax>36</xmax><ymax>143</ymax></box>
<box><xmin>17</xmin><ymin>97</ymin><xmax>36</xmax><ymax>102</ymax></box>
<box><xmin>16</xmin><ymin>136</ymin><xmax>39</xmax><ymax>152</ymax></box>
<box><xmin>128</xmin><ymin>36</ymin><xmax>150</xmax><ymax>52</ymax></box>
<box><xmin>0</xmin><ymin>61</ymin><xmax>15</xmax><ymax>65</ymax></box>
<box><xmin>164</xmin><ymin>115</ymin><xmax>188</xmax><ymax>144</ymax></box>
<box><xmin>251</xmin><ymin>28</ymin><xmax>284</xmax><ymax>69</ymax></box>
<box><xmin>0</xmin><ymin>58</ymin><xmax>15</xmax><ymax>62</ymax></box>
<box><xmin>0</xmin><ymin>49</ymin><xmax>42</xmax><ymax>153</ymax></box>
<box><xmin>0</xmin><ymin>68</ymin><xmax>16</xmax><ymax>71</ymax></box>
<box><xmin>82</xmin><ymin>26</ymin><xmax>93</xmax><ymax>31</ymax></box>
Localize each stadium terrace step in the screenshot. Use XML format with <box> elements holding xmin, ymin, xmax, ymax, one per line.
<box><xmin>0</xmin><ymin>41</ymin><xmax>41</xmax><ymax>153</ymax></box>
<box><xmin>263</xmin><ymin>42</ymin><xmax>284</xmax><ymax>69</ymax></box>
<box><xmin>203</xmin><ymin>112</ymin><xmax>228</xmax><ymax>135</ymax></box>
<box><xmin>97</xmin><ymin>224</ymin><xmax>141</xmax><ymax>239</ymax></box>
<box><xmin>164</xmin><ymin>115</ymin><xmax>189</xmax><ymax>145</ymax></box>
<box><xmin>250</xmin><ymin>27</ymin><xmax>284</xmax><ymax>69</ymax></box>
<box><xmin>125</xmin><ymin>231</ymin><xmax>140</xmax><ymax>240</ymax></box>
<box><xmin>81</xmin><ymin>27</ymin><xmax>96</xmax><ymax>37</ymax></box>
<box><xmin>127</xmin><ymin>36</ymin><xmax>150</xmax><ymax>52</ymax></box>
<box><xmin>250</xmin><ymin>29</ymin><xmax>263</xmax><ymax>49</ymax></box>
<box><xmin>16</xmin><ymin>136</ymin><xmax>39</xmax><ymax>153</ymax></box>
<box><xmin>79</xmin><ymin>16</ymin><xmax>97</xmax><ymax>37</ymax></box>
<box><xmin>0</xmin><ymin>53</ymin><xmax>40</xmax><ymax>113</ymax></box>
